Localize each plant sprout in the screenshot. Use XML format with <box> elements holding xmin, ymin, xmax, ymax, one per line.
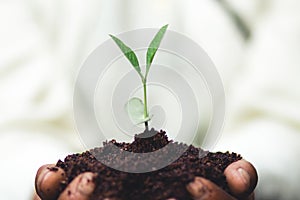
<box><xmin>110</xmin><ymin>24</ymin><xmax>168</xmax><ymax>130</ymax></box>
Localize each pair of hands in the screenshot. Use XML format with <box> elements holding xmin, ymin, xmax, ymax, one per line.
<box><xmin>35</xmin><ymin>159</ymin><xmax>257</xmax><ymax>200</ymax></box>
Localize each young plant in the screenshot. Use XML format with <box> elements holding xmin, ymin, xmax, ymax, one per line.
<box><xmin>110</xmin><ymin>24</ymin><xmax>168</xmax><ymax>130</ymax></box>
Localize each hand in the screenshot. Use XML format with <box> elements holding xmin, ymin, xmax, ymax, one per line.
<box><xmin>34</xmin><ymin>160</ymin><xmax>257</xmax><ymax>200</ymax></box>
<box><xmin>35</xmin><ymin>164</ymin><xmax>96</xmax><ymax>200</ymax></box>
<box><xmin>186</xmin><ymin>159</ymin><xmax>257</xmax><ymax>200</ymax></box>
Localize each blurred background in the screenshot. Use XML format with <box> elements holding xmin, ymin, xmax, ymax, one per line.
<box><xmin>1</xmin><ymin>0</ymin><xmax>300</xmax><ymax>199</ymax></box>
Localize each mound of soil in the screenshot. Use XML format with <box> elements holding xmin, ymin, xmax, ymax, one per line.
<box><xmin>56</xmin><ymin>129</ymin><xmax>241</xmax><ymax>200</ymax></box>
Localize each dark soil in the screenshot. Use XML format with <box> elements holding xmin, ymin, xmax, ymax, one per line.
<box><xmin>56</xmin><ymin>129</ymin><xmax>242</xmax><ymax>200</ymax></box>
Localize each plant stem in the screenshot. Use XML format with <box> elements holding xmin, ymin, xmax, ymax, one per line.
<box><xmin>143</xmin><ymin>80</ymin><xmax>149</xmax><ymax>130</ymax></box>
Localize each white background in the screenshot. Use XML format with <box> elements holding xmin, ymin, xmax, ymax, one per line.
<box><xmin>1</xmin><ymin>0</ymin><xmax>300</xmax><ymax>199</ymax></box>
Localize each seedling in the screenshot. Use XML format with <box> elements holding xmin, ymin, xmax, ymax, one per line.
<box><xmin>110</xmin><ymin>24</ymin><xmax>168</xmax><ymax>130</ymax></box>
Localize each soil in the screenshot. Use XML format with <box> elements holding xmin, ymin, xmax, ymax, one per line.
<box><xmin>56</xmin><ymin>129</ymin><xmax>242</xmax><ymax>200</ymax></box>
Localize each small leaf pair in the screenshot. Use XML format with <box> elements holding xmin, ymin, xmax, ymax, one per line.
<box><xmin>110</xmin><ymin>24</ymin><xmax>168</xmax><ymax>128</ymax></box>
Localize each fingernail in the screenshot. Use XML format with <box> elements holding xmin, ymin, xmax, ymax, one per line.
<box><xmin>36</xmin><ymin>166</ymin><xmax>53</xmax><ymax>193</ymax></box>
<box><xmin>237</xmin><ymin>168</ymin><xmax>250</xmax><ymax>188</ymax></box>
<box><xmin>77</xmin><ymin>173</ymin><xmax>96</xmax><ymax>196</ymax></box>
<box><xmin>36</xmin><ymin>169</ymin><xmax>47</xmax><ymax>188</ymax></box>
<box><xmin>35</xmin><ymin>165</ymin><xmax>65</xmax><ymax>200</ymax></box>
<box><xmin>186</xmin><ymin>177</ymin><xmax>207</xmax><ymax>199</ymax></box>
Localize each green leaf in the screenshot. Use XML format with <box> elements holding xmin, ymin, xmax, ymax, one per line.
<box><xmin>125</xmin><ymin>97</ymin><xmax>151</xmax><ymax>124</ymax></box>
<box><xmin>145</xmin><ymin>24</ymin><xmax>168</xmax><ymax>78</ymax></box>
<box><xmin>109</xmin><ymin>34</ymin><xmax>143</xmax><ymax>78</ymax></box>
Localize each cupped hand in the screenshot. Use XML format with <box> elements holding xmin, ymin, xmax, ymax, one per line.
<box><xmin>35</xmin><ymin>164</ymin><xmax>96</xmax><ymax>200</ymax></box>
<box><xmin>34</xmin><ymin>160</ymin><xmax>257</xmax><ymax>200</ymax></box>
<box><xmin>186</xmin><ymin>159</ymin><xmax>257</xmax><ymax>200</ymax></box>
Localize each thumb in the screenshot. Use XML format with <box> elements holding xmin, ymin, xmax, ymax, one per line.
<box><xmin>58</xmin><ymin>172</ymin><xmax>96</xmax><ymax>200</ymax></box>
<box><xmin>186</xmin><ymin>177</ymin><xmax>235</xmax><ymax>200</ymax></box>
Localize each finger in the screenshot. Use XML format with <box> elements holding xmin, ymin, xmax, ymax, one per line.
<box><xmin>58</xmin><ymin>172</ymin><xmax>96</xmax><ymax>200</ymax></box>
<box><xmin>35</xmin><ymin>164</ymin><xmax>66</xmax><ymax>200</ymax></box>
<box><xmin>224</xmin><ymin>159</ymin><xmax>258</xmax><ymax>198</ymax></box>
<box><xmin>186</xmin><ymin>176</ymin><xmax>235</xmax><ymax>200</ymax></box>
<box><xmin>246</xmin><ymin>192</ymin><xmax>255</xmax><ymax>200</ymax></box>
<box><xmin>239</xmin><ymin>192</ymin><xmax>255</xmax><ymax>200</ymax></box>
<box><xmin>33</xmin><ymin>192</ymin><xmax>41</xmax><ymax>200</ymax></box>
